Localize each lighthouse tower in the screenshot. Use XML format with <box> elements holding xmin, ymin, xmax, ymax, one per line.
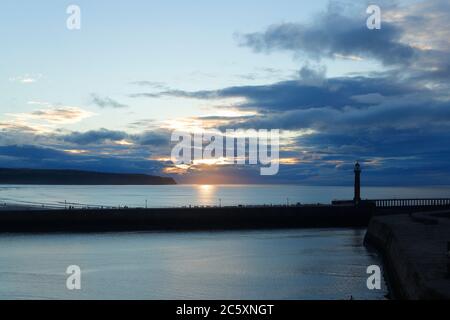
<box><xmin>354</xmin><ymin>162</ymin><xmax>361</xmax><ymax>205</ymax></box>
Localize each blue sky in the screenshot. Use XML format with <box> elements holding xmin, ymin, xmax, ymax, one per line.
<box><xmin>1</xmin><ymin>0</ymin><xmax>450</xmax><ymax>185</ymax></box>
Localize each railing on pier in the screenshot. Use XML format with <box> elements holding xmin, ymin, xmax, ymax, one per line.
<box><xmin>373</xmin><ymin>198</ymin><xmax>450</xmax><ymax>208</ymax></box>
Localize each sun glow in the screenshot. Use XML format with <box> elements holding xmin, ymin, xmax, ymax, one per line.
<box><xmin>192</xmin><ymin>157</ymin><xmax>232</xmax><ymax>166</ymax></box>
<box><xmin>114</xmin><ymin>139</ymin><xmax>134</xmax><ymax>146</ymax></box>
<box><xmin>198</xmin><ymin>184</ymin><xmax>215</xmax><ymax>195</ymax></box>
<box><xmin>64</xmin><ymin>149</ymin><xmax>88</xmax><ymax>154</ymax></box>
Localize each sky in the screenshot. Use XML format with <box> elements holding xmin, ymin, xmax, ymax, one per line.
<box><xmin>1</xmin><ymin>0</ymin><xmax>450</xmax><ymax>185</ymax></box>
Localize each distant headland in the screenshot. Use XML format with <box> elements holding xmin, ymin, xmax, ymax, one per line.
<box><xmin>0</xmin><ymin>168</ymin><xmax>176</xmax><ymax>185</ymax></box>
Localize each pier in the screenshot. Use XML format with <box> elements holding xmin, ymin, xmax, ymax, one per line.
<box><xmin>0</xmin><ymin>162</ymin><xmax>449</xmax><ymax>233</ymax></box>
<box><xmin>365</xmin><ymin>210</ymin><xmax>450</xmax><ymax>299</ymax></box>
<box><xmin>0</xmin><ymin>205</ymin><xmax>376</xmax><ymax>233</ymax></box>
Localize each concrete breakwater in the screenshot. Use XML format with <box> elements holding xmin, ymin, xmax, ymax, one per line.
<box><xmin>1</xmin><ymin>203</ymin><xmax>450</xmax><ymax>233</ymax></box>
<box><xmin>0</xmin><ymin>205</ymin><xmax>376</xmax><ymax>233</ymax></box>
<box><xmin>365</xmin><ymin>211</ymin><xmax>450</xmax><ymax>299</ymax></box>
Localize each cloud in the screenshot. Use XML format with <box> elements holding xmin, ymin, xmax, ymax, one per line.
<box><xmin>237</xmin><ymin>4</ymin><xmax>417</xmax><ymax>66</ymax></box>
<box><xmin>28</xmin><ymin>107</ymin><xmax>94</xmax><ymax>123</ymax></box>
<box><xmin>2</xmin><ymin>105</ymin><xmax>95</xmax><ymax>134</ymax></box>
<box><xmin>237</xmin><ymin>0</ymin><xmax>450</xmax><ymax>81</ymax></box>
<box><xmin>126</xmin><ymin>67</ymin><xmax>450</xmax><ymax>185</ymax></box>
<box><xmin>129</xmin><ymin>90</ymin><xmax>191</xmax><ymax>99</ymax></box>
<box><xmin>225</xmin><ymin>93</ymin><xmax>450</xmax><ymax>131</ymax></box>
<box><xmin>7</xmin><ymin>107</ymin><xmax>94</xmax><ymax>124</ymax></box>
<box><xmin>131</xmin><ymin>75</ymin><xmax>419</xmax><ymax>112</ymax></box>
<box><xmin>62</xmin><ymin>128</ymin><xmax>171</xmax><ymax>149</ymax></box>
<box><xmin>90</xmin><ymin>94</ymin><xmax>128</xmax><ymax>108</ymax></box>
<box><xmin>130</xmin><ymin>81</ymin><xmax>169</xmax><ymax>90</ymax></box>
<box><xmin>124</xmin><ymin>0</ymin><xmax>450</xmax><ymax>185</ymax></box>
<box><xmin>63</xmin><ymin>129</ymin><xmax>129</xmax><ymax>145</ymax></box>
<box><xmin>298</xmin><ymin>64</ymin><xmax>327</xmax><ymax>86</ymax></box>
<box><xmin>0</xmin><ymin>145</ymin><xmax>167</xmax><ymax>176</ymax></box>
<box><xmin>9</xmin><ymin>74</ymin><xmax>43</xmax><ymax>84</ymax></box>
<box><xmin>27</xmin><ymin>101</ymin><xmax>52</xmax><ymax>107</ymax></box>
<box><xmin>3</xmin><ymin>0</ymin><xmax>450</xmax><ymax>186</ymax></box>
<box><xmin>0</xmin><ymin>122</ymin><xmax>41</xmax><ymax>133</ymax></box>
<box><xmin>384</xmin><ymin>0</ymin><xmax>450</xmax><ymax>53</ymax></box>
<box><xmin>136</xmin><ymin>131</ymin><xmax>170</xmax><ymax>146</ymax></box>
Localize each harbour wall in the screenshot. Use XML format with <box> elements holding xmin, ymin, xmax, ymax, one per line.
<box><xmin>0</xmin><ymin>205</ymin><xmax>375</xmax><ymax>233</ymax></box>
<box><xmin>1</xmin><ymin>204</ymin><xmax>450</xmax><ymax>233</ymax></box>
<box><xmin>365</xmin><ymin>211</ymin><xmax>450</xmax><ymax>299</ymax></box>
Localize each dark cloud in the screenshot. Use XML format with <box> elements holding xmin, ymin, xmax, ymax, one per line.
<box><xmin>62</xmin><ymin>128</ymin><xmax>171</xmax><ymax>149</ymax></box>
<box><xmin>0</xmin><ymin>145</ymin><xmax>166</xmax><ymax>175</ymax></box>
<box><xmin>298</xmin><ymin>65</ymin><xmax>327</xmax><ymax>86</ymax></box>
<box><xmin>237</xmin><ymin>5</ymin><xmax>417</xmax><ymax>66</ymax></box>
<box><xmin>63</xmin><ymin>129</ymin><xmax>128</xmax><ymax>145</ymax></box>
<box><xmin>91</xmin><ymin>94</ymin><xmax>128</xmax><ymax>109</ymax></box>
<box><xmin>136</xmin><ymin>131</ymin><xmax>170</xmax><ymax>146</ymax></box>
<box><xmin>131</xmin><ymin>75</ymin><xmax>421</xmax><ymax>112</ymax></box>
<box><xmin>129</xmin><ymin>90</ymin><xmax>196</xmax><ymax>99</ymax></box>
<box><xmin>225</xmin><ymin>94</ymin><xmax>450</xmax><ymax>131</ymax></box>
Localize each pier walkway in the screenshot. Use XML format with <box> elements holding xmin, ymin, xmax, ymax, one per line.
<box><xmin>365</xmin><ymin>210</ymin><xmax>450</xmax><ymax>299</ymax></box>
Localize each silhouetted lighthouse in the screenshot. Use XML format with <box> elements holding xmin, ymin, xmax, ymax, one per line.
<box><xmin>354</xmin><ymin>162</ymin><xmax>361</xmax><ymax>205</ymax></box>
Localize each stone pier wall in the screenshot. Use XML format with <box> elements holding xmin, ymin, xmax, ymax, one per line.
<box><xmin>365</xmin><ymin>212</ymin><xmax>450</xmax><ymax>299</ymax></box>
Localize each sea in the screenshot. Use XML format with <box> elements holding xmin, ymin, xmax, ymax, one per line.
<box><xmin>1</xmin><ymin>184</ymin><xmax>450</xmax><ymax>209</ymax></box>
<box><xmin>1</xmin><ymin>184</ymin><xmax>449</xmax><ymax>300</ymax></box>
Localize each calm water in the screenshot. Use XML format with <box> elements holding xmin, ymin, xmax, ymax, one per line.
<box><xmin>1</xmin><ymin>184</ymin><xmax>450</xmax><ymax>208</ymax></box>
<box><xmin>1</xmin><ymin>184</ymin><xmax>446</xmax><ymax>300</ymax></box>
<box><xmin>0</xmin><ymin>229</ymin><xmax>386</xmax><ymax>300</ymax></box>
